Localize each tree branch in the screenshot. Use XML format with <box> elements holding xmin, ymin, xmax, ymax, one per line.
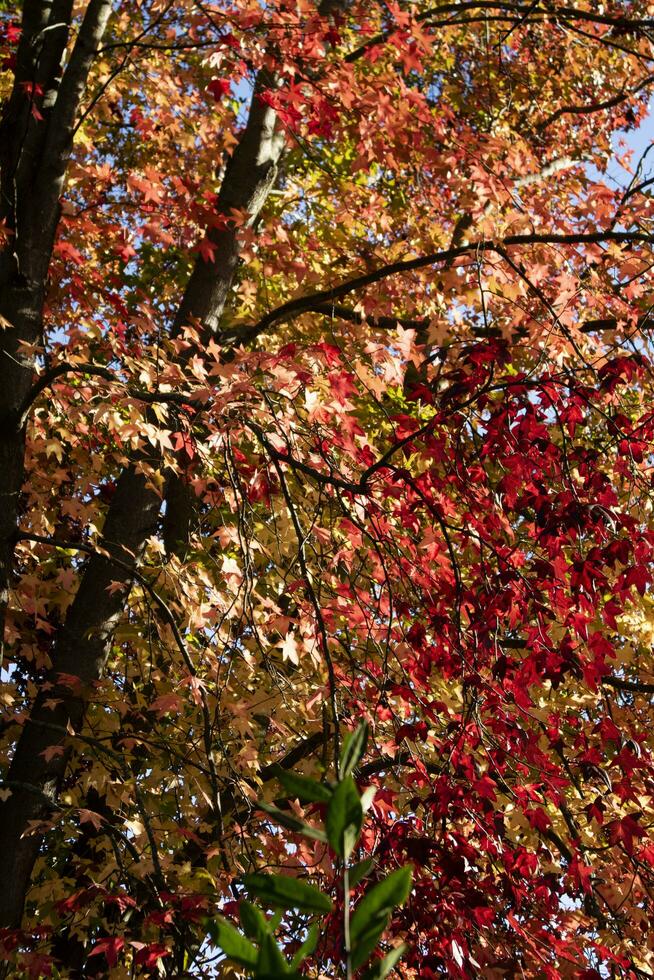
<box><xmin>307</xmin><ymin>302</ymin><xmax>430</xmax><ymax>332</ymax></box>
<box><xmin>602</xmin><ymin>677</ymin><xmax>654</xmax><ymax>695</ymax></box>
<box><xmin>173</xmin><ymin>69</ymin><xmax>284</xmax><ymax>339</ymax></box>
<box><xmin>537</xmin><ymin>72</ymin><xmax>654</xmax><ymax>131</ymax></box>
<box><xmin>231</xmin><ymin>231</ymin><xmax>654</xmax><ymax>343</ymax></box>
<box><xmin>344</xmin><ymin>2</ymin><xmax>654</xmax><ymax>63</ymax></box>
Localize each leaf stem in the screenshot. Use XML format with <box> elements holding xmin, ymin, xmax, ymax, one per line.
<box><xmin>344</xmin><ymin>863</ymin><xmax>352</xmax><ymax>980</ymax></box>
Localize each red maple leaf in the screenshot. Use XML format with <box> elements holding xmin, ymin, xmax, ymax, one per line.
<box><xmin>607</xmin><ymin>814</ymin><xmax>646</xmax><ymax>855</ymax></box>
<box><xmin>88</xmin><ymin>937</ymin><xmax>125</xmax><ymax>968</ymax></box>
<box><xmin>134</xmin><ymin>943</ymin><xmax>170</xmax><ymax>968</ymax></box>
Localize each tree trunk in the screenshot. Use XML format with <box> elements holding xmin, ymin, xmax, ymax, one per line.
<box><xmin>0</xmin><ymin>0</ymin><xmax>112</xmax><ymax>659</ymax></box>
<box><xmin>0</xmin><ymin>465</ymin><xmax>160</xmax><ymax>926</ymax></box>
<box><xmin>0</xmin><ymin>52</ymin><xmax>283</xmax><ymax>928</ymax></box>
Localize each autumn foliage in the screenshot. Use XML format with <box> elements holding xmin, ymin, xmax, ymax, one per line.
<box><xmin>4</xmin><ymin>0</ymin><xmax>654</xmax><ymax>976</ymax></box>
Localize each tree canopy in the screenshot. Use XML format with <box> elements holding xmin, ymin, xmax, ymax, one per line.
<box><xmin>3</xmin><ymin>0</ymin><xmax>654</xmax><ymax>976</ymax></box>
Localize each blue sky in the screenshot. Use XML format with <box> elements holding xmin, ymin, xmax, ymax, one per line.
<box><xmin>595</xmin><ymin>101</ymin><xmax>654</xmax><ymax>189</ymax></box>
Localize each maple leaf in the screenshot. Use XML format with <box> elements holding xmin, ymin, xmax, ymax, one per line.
<box><xmin>88</xmin><ymin>937</ymin><xmax>125</xmax><ymax>969</ymax></box>
<box><xmin>280</xmin><ymin>630</ymin><xmax>300</xmax><ymax>665</ymax></box>
<box><xmin>19</xmin><ymin>81</ymin><xmax>44</xmax><ymax>120</ymax></box>
<box><xmin>197</xmin><ymin>236</ymin><xmax>217</xmax><ymax>263</ymax></box>
<box><xmin>6</xmin><ymin>0</ymin><xmax>654</xmax><ymax>973</ymax></box>
<box><xmin>53</xmin><ymin>241</ymin><xmax>85</xmax><ymax>266</ymax></box>
<box><xmin>115</xmin><ymin>239</ymin><xmax>137</xmax><ymax>263</ymax></box>
<box><xmin>134</xmin><ymin>943</ymin><xmax>170</xmax><ymax>968</ymax></box>
<box><xmin>150</xmin><ymin>693</ymin><xmax>183</xmax><ymax>716</ymax></box>
<box><xmin>124</xmin><ymin>818</ymin><xmax>145</xmax><ymax>837</ymax></box>
<box><xmin>171</xmin><ymin>430</ymin><xmax>196</xmax><ymax>459</ymax></box>
<box><xmin>78</xmin><ymin>809</ymin><xmax>105</xmax><ymax>831</ymax></box>
<box><xmin>207</xmin><ymin>78</ymin><xmax>231</xmax><ymax>100</ymax></box>
<box><xmin>607</xmin><ymin>814</ymin><xmax>646</xmax><ymax>856</ymax></box>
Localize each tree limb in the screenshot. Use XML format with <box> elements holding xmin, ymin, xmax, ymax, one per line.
<box><xmin>537</xmin><ymin>72</ymin><xmax>654</xmax><ymax>132</ymax></box>
<box><xmin>231</xmin><ymin>230</ymin><xmax>654</xmax><ymax>343</ymax></box>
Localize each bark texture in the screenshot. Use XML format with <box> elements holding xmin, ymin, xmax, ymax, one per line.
<box><xmin>0</xmin><ymin>11</ymin><xmax>283</xmax><ymax>927</ymax></box>
<box><xmin>0</xmin><ymin>0</ymin><xmax>112</xmax><ymax>662</ymax></box>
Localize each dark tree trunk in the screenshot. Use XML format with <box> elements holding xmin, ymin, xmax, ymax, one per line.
<box><xmin>0</xmin><ymin>10</ymin><xmax>283</xmax><ymax>928</ymax></box>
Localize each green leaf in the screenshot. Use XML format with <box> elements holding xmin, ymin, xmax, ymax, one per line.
<box><xmin>351</xmin><ymin>867</ymin><xmax>413</xmax><ymax>942</ymax></box>
<box><xmin>243</xmin><ymin>873</ymin><xmax>333</xmax><ymax>914</ymax></box>
<box><xmin>349</xmin><ymin>856</ymin><xmax>375</xmax><ymax>888</ymax></box>
<box><xmin>207</xmin><ymin>916</ymin><xmax>257</xmax><ymax>968</ymax></box>
<box><xmin>271</xmin><ymin>766</ymin><xmax>333</xmax><ymax>803</ymax></box>
<box><xmin>326</xmin><ymin>775</ymin><xmax>363</xmax><ymax>860</ymax></box>
<box><xmin>350</xmin><ymin>912</ymin><xmax>389</xmax><ymax>970</ymax></box>
<box><xmin>360</xmin><ymin>785</ymin><xmax>377</xmax><ymax>813</ymax></box>
<box><xmin>269</xmin><ymin>910</ymin><xmax>283</xmax><ymax>932</ymax></box>
<box><xmin>290</xmin><ymin>922</ymin><xmax>319</xmax><ymax>968</ymax></box>
<box><xmin>340</xmin><ymin>721</ymin><xmax>369</xmax><ymax>778</ymax></box>
<box><xmin>350</xmin><ymin>867</ymin><xmax>413</xmax><ymax>969</ymax></box>
<box><xmin>361</xmin><ymin>944</ymin><xmax>408</xmax><ymax>979</ymax></box>
<box><xmin>255</xmin><ymin>932</ymin><xmax>290</xmax><ymax>976</ymax></box>
<box><xmin>257</xmin><ymin>801</ymin><xmax>328</xmax><ymax>843</ymax></box>
<box><xmin>239</xmin><ymin>900</ymin><xmax>269</xmax><ymax>943</ymax></box>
